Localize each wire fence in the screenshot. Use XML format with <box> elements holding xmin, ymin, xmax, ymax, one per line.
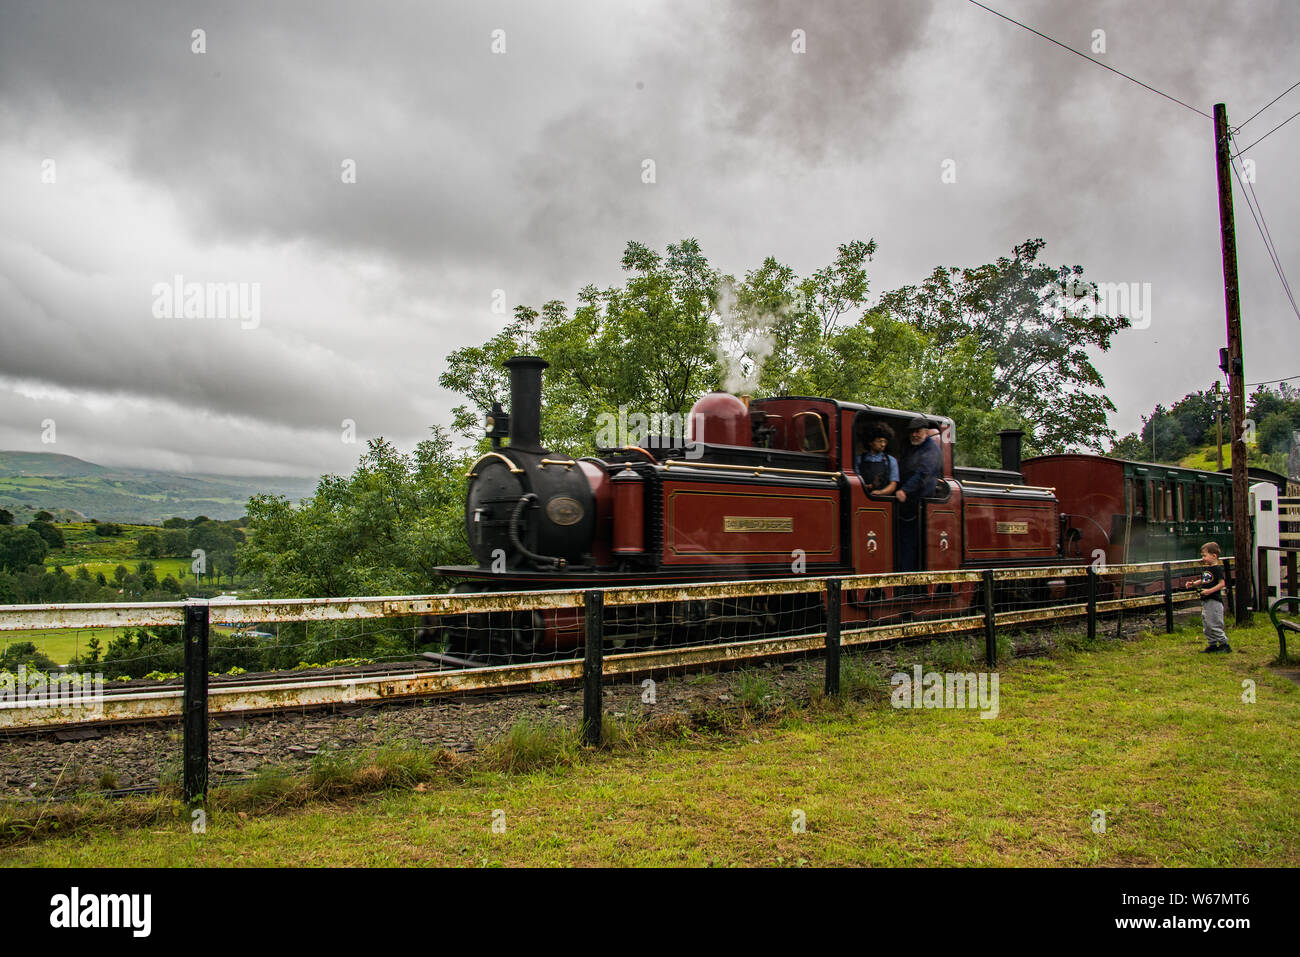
<box><xmin>0</xmin><ymin>558</ymin><xmax>1216</xmax><ymax>804</ymax></box>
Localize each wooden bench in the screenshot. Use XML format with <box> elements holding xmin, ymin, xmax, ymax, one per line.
<box><xmin>1269</xmin><ymin>597</ymin><xmax>1300</xmax><ymax>659</ymax></box>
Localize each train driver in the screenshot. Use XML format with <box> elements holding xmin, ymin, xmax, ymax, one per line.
<box><xmin>896</xmin><ymin>417</ymin><xmax>942</xmax><ymax>571</ymax></box>
<box><xmin>857</xmin><ymin>422</ymin><xmax>899</xmax><ymax>496</ymax></box>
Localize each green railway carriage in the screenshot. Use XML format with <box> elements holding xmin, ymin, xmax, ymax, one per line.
<box><xmin>1021</xmin><ymin>454</ymin><xmax>1235</xmax><ymax>567</ymax></box>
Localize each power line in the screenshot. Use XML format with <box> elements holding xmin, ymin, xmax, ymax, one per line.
<box><xmin>1236</xmin><ymin>80</ymin><xmax>1300</xmax><ymax>131</ymax></box>
<box><xmin>965</xmin><ymin>0</ymin><xmax>1212</xmax><ymax>119</ymax></box>
<box><xmin>1245</xmin><ymin>374</ymin><xmax>1300</xmax><ymax>387</ymax></box>
<box><xmin>1233</xmin><ymin>106</ymin><xmax>1300</xmax><ymax>155</ymax></box>
<box><xmin>1228</xmin><ymin>141</ymin><xmax>1300</xmax><ymax>323</ymax></box>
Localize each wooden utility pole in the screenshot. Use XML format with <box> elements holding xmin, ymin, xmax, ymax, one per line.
<box><xmin>1214</xmin><ymin>380</ymin><xmax>1223</xmax><ymax>471</ymax></box>
<box><xmin>1213</xmin><ymin>103</ymin><xmax>1252</xmax><ymax>622</ymax></box>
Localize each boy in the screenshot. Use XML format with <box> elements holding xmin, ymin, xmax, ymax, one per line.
<box><xmin>857</xmin><ymin>422</ymin><xmax>899</xmax><ymax>496</ymax></box>
<box><xmin>1188</xmin><ymin>542</ymin><xmax>1231</xmax><ymax>653</ymax></box>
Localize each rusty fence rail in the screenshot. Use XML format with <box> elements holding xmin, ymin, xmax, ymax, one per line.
<box><xmin>0</xmin><ymin>558</ymin><xmax>1211</xmax><ymax>802</ymax></box>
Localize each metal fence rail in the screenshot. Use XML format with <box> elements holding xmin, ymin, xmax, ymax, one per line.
<box><xmin>0</xmin><ymin>558</ymin><xmax>1213</xmax><ymax>802</ymax></box>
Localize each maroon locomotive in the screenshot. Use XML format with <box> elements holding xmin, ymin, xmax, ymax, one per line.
<box><xmin>436</xmin><ymin>356</ymin><xmax>1071</xmax><ymax>659</ymax></box>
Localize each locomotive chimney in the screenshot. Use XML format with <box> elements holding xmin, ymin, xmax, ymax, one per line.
<box><xmin>504</xmin><ymin>355</ymin><xmax>548</xmax><ymax>454</ymax></box>
<box><xmin>999</xmin><ymin>429</ymin><xmax>1024</xmax><ymax>473</ymax></box>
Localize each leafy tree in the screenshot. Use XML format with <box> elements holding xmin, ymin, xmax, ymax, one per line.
<box><xmin>162</xmin><ymin>528</ymin><xmax>189</xmax><ymax>556</ymax></box>
<box><xmin>113</xmin><ymin>564</ymin><xmax>128</xmax><ymax>585</ymax></box>
<box><xmin>138</xmin><ymin>530</ymin><xmax>164</xmax><ymax>558</ymax></box>
<box><xmin>28</xmin><ymin>520</ymin><xmax>64</xmax><ymax>549</ymax></box>
<box><xmin>0</xmin><ymin>526</ymin><xmax>48</xmax><ymax>572</ymax></box>
<box><xmin>240</xmin><ymin>427</ymin><xmax>471</xmax><ymax>598</ymax></box>
<box><xmin>0</xmin><ymin>641</ymin><xmax>57</xmax><ymax>673</ymax></box>
<box><xmin>441</xmin><ymin>239</ymin><xmax>724</xmax><ymax>453</ymax></box>
<box><xmin>33</xmin><ymin>510</ymin><xmax>54</xmax><ymax>522</ymax></box>
<box><xmin>162</xmin><ymin>517</ymin><xmax>189</xmax><ymax>529</ymax></box>
<box><xmin>0</xmin><ymin>509</ymin><xmax>13</xmax><ymax>526</ymax></box>
<box><xmin>93</xmin><ymin>522</ymin><xmax>122</xmax><ymax>537</ymax></box>
<box><xmin>878</xmin><ymin>238</ymin><xmax>1130</xmax><ymax>454</ymax></box>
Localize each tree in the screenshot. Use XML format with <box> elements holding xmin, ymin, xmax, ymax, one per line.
<box><xmin>138</xmin><ymin>530</ymin><xmax>164</xmax><ymax>559</ymax></box>
<box><xmin>0</xmin><ymin>509</ymin><xmax>13</xmax><ymax>526</ymax></box>
<box><xmin>440</xmin><ymin>239</ymin><xmax>724</xmax><ymax>454</ymax></box>
<box><xmin>878</xmin><ymin>239</ymin><xmax>1130</xmax><ymax>454</ymax></box>
<box><xmin>28</xmin><ymin>520</ymin><xmax>64</xmax><ymax>549</ymax></box>
<box><xmin>113</xmin><ymin>564</ymin><xmax>128</xmax><ymax>585</ymax></box>
<box><xmin>33</xmin><ymin>510</ymin><xmax>54</xmax><ymax>523</ymax></box>
<box><xmin>240</xmin><ymin>428</ymin><xmax>472</xmax><ymax>598</ymax></box>
<box><xmin>162</xmin><ymin>529</ymin><xmax>189</xmax><ymax>556</ymax></box>
<box><xmin>93</xmin><ymin>522</ymin><xmax>122</xmax><ymax>537</ymax></box>
<box><xmin>0</xmin><ymin>641</ymin><xmax>57</xmax><ymax>673</ymax></box>
<box><xmin>162</xmin><ymin>517</ymin><xmax>188</xmax><ymax>529</ymax></box>
<box><xmin>0</xmin><ymin>526</ymin><xmax>48</xmax><ymax>573</ymax></box>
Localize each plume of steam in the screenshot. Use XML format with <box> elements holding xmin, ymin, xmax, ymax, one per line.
<box><xmin>713</xmin><ymin>278</ymin><xmax>781</xmax><ymax>395</ymax></box>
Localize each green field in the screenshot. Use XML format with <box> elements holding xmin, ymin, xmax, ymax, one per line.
<box><xmin>0</xmin><ymin>628</ymin><xmax>129</xmax><ymax>666</ymax></box>
<box><xmin>4</xmin><ymin>619</ymin><xmax>1296</xmax><ymax>866</ymax></box>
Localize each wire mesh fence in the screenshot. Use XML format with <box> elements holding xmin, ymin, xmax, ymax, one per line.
<box><xmin>0</xmin><ymin>559</ymin><xmax>1213</xmax><ymax>804</ymax></box>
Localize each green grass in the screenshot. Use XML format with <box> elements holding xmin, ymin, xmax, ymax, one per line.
<box><xmin>2</xmin><ymin>619</ymin><xmax>1297</xmax><ymax>866</ymax></box>
<box><xmin>48</xmin><ymin>557</ymin><xmax>195</xmax><ymax>581</ymax></box>
<box><xmin>0</xmin><ymin>628</ymin><xmax>128</xmax><ymax>666</ymax></box>
<box><xmin>0</xmin><ymin>625</ymin><xmax>244</xmax><ymax>667</ymax></box>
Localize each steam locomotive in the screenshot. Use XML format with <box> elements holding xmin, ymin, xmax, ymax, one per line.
<box><xmin>435</xmin><ymin>355</ymin><xmax>1150</xmax><ymax>660</ymax></box>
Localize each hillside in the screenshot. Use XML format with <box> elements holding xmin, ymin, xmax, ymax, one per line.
<box><xmin>0</xmin><ymin>451</ymin><xmax>318</xmax><ymax>524</ymax></box>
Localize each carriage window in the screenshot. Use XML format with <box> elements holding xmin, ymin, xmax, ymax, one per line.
<box><xmin>1127</xmin><ymin>478</ymin><xmax>1144</xmax><ymax>518</ymax></box>
<box><xmin>1151</xmin><ymin>481</ymin><xmax>1163</xmax><ymax>521</ymax></box>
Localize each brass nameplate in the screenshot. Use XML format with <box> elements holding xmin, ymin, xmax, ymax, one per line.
<box><xmin>724</xmin><ymin>516</ymin><xmax>794</xmax><ymax>533</ymax></box>
<box><xmin>996</xmin><ymin>521</ymin><xmax>1029</xmax><ymax>534</ymax></box>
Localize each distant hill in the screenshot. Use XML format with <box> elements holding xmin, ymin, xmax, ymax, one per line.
<box><xmin>0</xmin><ymin>451</ymin><xmax>318</xmax><ymax>524</ymax></box>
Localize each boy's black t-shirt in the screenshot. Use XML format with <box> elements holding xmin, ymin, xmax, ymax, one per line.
<box><xmin>1200</xmin><ymin>563</ymin><xmax>1224</xmax><ymax>602</ymax></box>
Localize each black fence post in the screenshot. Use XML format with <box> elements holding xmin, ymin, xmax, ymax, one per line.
<box><xmin>824</xmin><ymin>578</ymin><xmax>841</xmax><ymax>696</ymax></box>
<box><xmin>1086</xmin><ymin>568</ymin><xmax>1098</xmax><ymax>643</ymax></box>
<box><xmin>1288</xmin><ymin>551</ymin><xmax>1298</xmax><ymax>598</ymax></box>
<box><xmin>983</xmin><ymin>569</ymin><xmax>996</xmax><ymax>667</ymax></box>
<box><xmin>582</xmin><ymin>590</ymin><xmax>604</xmax><ymax>747</ymax></box>
<box><xmin>1162</xmin><ymin>562</ymin><xmax>1174</xmax><ymax>633</ymax></box>
<box><xmin>182</xmin><ymin>601</ymin><xmax>209</xmax><ymax>804</ymax></box>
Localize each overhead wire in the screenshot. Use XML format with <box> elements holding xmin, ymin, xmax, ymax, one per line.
<box><xmin>1235</xmin><ymin>79</ymin><xmax>1300</xmax><ymax>131</ymax></box>
<box><xmin>965</xmin><ymin>2</ymin><xmax>1299</xmax><ymax>330</ymax></box>
<box><xmin>964</xmin><ymin>0</ymin><xmax>1213</xmax><ymax>119</ymax></box>
<box><xmin>1233</xmin><ymin>106</ymin><xmax>1300</xmax><ymax>156</ymax></box>
<box><xmin>1227</xmin><ymin>134</ymin><xmax>1300</xmax><ymax>324</ymax></box>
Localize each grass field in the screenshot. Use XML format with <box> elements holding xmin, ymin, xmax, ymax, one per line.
<box><xmin>0</xmin><ymin>628</ymin><xmax>129</xmax><ymax>665</ymax></box>
<box><xmin>0</xmin><ymin>625</ymin><xmax>244</xmax><ymax>667</ymax></box>
<box><xmin>49</xmin><ymin>558</ymin><xmax>195</xmax><ymax>581</ymax></box>
<box><xmin>2</xmin><ymin>618</ymin><xmax>1296</xmax><ymax>866</ymax></box>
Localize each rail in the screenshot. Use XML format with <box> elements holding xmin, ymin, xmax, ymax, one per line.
<box><xmin>0</xmin><ymin>558</ymin><xmax>1207</xmax><ymax>801</ymax></box>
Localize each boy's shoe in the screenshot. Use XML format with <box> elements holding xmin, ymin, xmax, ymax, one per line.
<box><xmin>1200</xmin><ymin>645</ymin><xmax>1216</xmax><ymax>653</ymax></box>
<box><xmin>1218</xmin><ymin>643</ymin><xmax>1232</xmax><ymax>653</ymax></box>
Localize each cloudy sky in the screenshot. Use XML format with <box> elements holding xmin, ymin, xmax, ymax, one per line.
<box><xmin>1</xmin><ymin>0</ymin><xmax>1297</xmax><ymax>477</ymax></box>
